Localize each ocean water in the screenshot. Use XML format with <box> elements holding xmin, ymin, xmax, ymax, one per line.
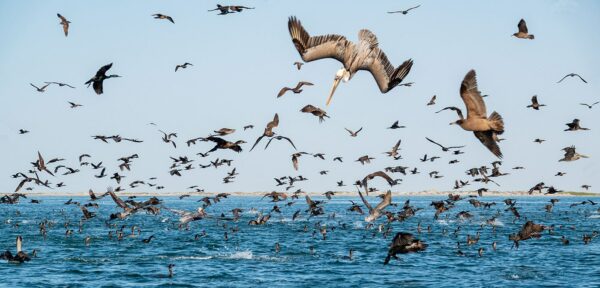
<box><xmin>1</xmin><ymin>195</ymin><xmax>599</xmax><ymax>287</ymax></box>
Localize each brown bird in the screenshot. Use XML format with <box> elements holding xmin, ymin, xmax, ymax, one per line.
<box><xmin>205</xmin><ymin>136</ymin><xmax>245</xmax><ymax>153</ymax></box>
<box><xmin>293</xmin><ymin>62</ymin><xmax>304</xmax><ymax>70</ymax></box>
<box><xmin>345</xmin><ymin>127</ymin><xmax>363</xmax><ymax>137</ymax></box>
<box><xmin>526</xmin><ymin>95</ymin><xmax>546</xmax><ymax>110</ymax></box>
<box><xmin>509</xmin><ymin>221</ymin><xmax>549</xmax><ymax>249</ymax></box>
<box><xmin>250</xmin><ymin>113</ymin><xmax>279</xmax><ymax>151</ymax></box>
<box><xmin>427</xmin><ymin>95</ymin><xmax>436</xmax><ymax>106</ymax></box>
<box><xmin>357</xmin><ymin>190</ymin><xmax>391</xmax><ymax>222</ymax></box>
<box><xmin>559</xmin><ymin>146</ymin><xmax>588</xmax><ymax>162</ymax></box>
<box><xmin>277</xmin><ymin>81</ymin><xmax>313</xmax><ymax>98</ymax></box>
<box><xmin>361</xmin><ymin>171</ymin><xmax>396</xmax><ymax>195</ymax></box>
<box><xmin>152</xmin><ymin>14</ymin><xmax>174</xmax><ymax>23</ymax></box>
<box><xmin>300</xmin><ymin>105</ymin><xmax>329</xmax><ymax>123</ymax></box>
<box><xmin>288</xmin><ymin>16</ymin><xmax>413</xmax><ymax>106</ymax></box>
<box><xmin>384</xmin><ymin>232</ymin><xmax>427</xmax><ymax>265</ymax></box>
<box><xmin>440</xmin><ymin>70</ymin><xmax>504</xmax><ymax>158</ymax></box>
<box><xmin>57</xmin><ymin>13</ymin><xmax>70</xmax><ymax>37</ymax></box>
<box><xmin>513</xmin><ymin>19</ymin><xmax>534</xmax><ymax>39</ymax></box>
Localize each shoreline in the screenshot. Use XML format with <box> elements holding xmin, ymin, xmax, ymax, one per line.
<box><xmin>5</xmin><ymin>190</ymin><xmax>599</xmax><ymax>197</ymax></box>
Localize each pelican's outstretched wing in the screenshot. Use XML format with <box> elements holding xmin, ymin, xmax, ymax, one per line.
<box><xmin>358</xmin><ymin>48</ymin><xmax>413</xmax><ymax>93</ymax></box>
<box><xmin>460</xmin><ymin>70</ymin><xmax>487</xmax><ymax>119</ymax></box>
<box><xmin>288</xmin><ymin>16</ymin><xmax>350</xmax><ymax>66</ymax></box>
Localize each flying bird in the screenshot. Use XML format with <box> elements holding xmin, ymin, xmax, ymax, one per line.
<box><xmin>57</xmin><ymin>13</ymin><xmax>70</xmax><ymax>37</ymax></box>
<box><xmin>425</xmin><ymin>137</ymin><xmax>465</xmax><ymax>152</ymax></box>
<box><xmin>30</xmin><ymin>83</ymin><xmax>50</xmax><ymax>92</ymax></box>
<box><xmin>387</xmin><ymin>5</ymin><xmax>421</xmax><ymax>14</ymax></box>
<box><xmin>580</xmin><ymin>101</ymin><xmax>599</xmax><ymax>109</ymax></box>
<box><xmin>439</xmin><ymin>70</ymin><xmax>504</xmax><ymax>158</ymax></box>
<box><xmin>85</xmin><ymin>63</ymin><xmax>121</xmax><ymax>95</ymax></box>
<box><xmin>175</xmin><ymin>62</ymin><xmax>192</xmax><ymax>72</ymax></box>
<box><xmin>357</xmin><ymin>190</ymin><xmax>391</xmax><ymax>222</ymax></box>
<box><xmin>345</xmin><ymin>127</ymin><xmax>363</xmax><ymax>137</ymax></box>
<box><xmin>152</xmin><ymin>14</ymin><xmax>175</xmax><ymax>23</ymax></box>
<box><xmin>557</xmin><ymin>73</ymin><xmax>587</xmax><ymax>84</ymax></box>
<box><xmin>387</xmin><ymin>120</ymin><xmax>405</xmax><ymax>129</ymax></box>
<box><xmin>293</xmin><ymin>62</ymin><xmax>304</xmax><ymax>70</ymax></box>
<box><xmin>361</xmin><ymin>171</ymin><xmax>396</xmax><ymax>195</ymax></box>
<box><xmin>45</xmin><ymin>81</ymin><xmax>75</xmax><ymax>88</ymax></box>
<box><xmin>250</xmin><ymin>113</ymin><xmax>279</xmax><ymax>151</ymax></box>
<box><xmin>559</xmin><ymin>146</ymin><xmax>588</xmax><ymax>162</ymax></box>
<box><xmin>427</xmin><ymin>95</ymin><xmax>436</xmax><ymax>106</ymax></box>
<box><xmin>288</xmin><ymin>16</ymin><xmax>413</xmax><ymax>106</ymax></box>
<box><xmin>277</xmin><ymin>81</ymin><xmax>313</xmax><ymax>98</ymax></box>
<box><xmin>68</xmin><ymin>102</ymin><xmax>82</xmax><ymax>108</ymax></box>
<box><xmin>513</xmin><ymin>19</ymin><xmax>534</xmax><ymax>39</ymax></box>
<box><xmin>300</xmin><ymin>105</ymin><xmax>329</xmax><ymax>123</ymax></box>
<box><xmin>526</xmin><ymin>95</ymin><xmax>546</xmax><ymax>110</ymax></box>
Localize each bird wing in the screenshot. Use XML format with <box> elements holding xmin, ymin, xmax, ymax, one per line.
<box><xmin>288</xmin><ymin>16</ymin><xmax>350</xmax><ymax>66</ymax></box>
<box><xmin>374</xmin><ymin>190</ymin><xmax>392</xmax><ymax>211</ymax></box>
<box><xmin>292</xmin><ymin>155</ymin><xmax>299</xmax><ymax>170</ymax></box>
<box><xmin>557</xmin><ymin>75</ymin><xmax>569</xmax><ymax>83</ymax></box>
<box><xmin>297</xmin><ymin>81</ymin><xmax>313</xmax><ymax>89</ymax></box>
<box><xmin>358</xmin><ymin>47</ymin><xmax>413</xmax><ymax>93</ymax></box>
<box><xmin>531</xmin><ymin>95</ymin><xmax>538</xmax><ymax>105</ymax></box>
<box><xmin>392</xmin><ymin>139</ymin><xmax>401</xmax><ymax>150</ymax></box>
<box><xmin>575</xmin><ymin>74</ymin><xmax>588</xmax><ymax>83</ymax></box>
<box><xmin>266</xmin><ymin>113</ymin><xmax>279</xmax><ymax>131</ymax></box>
<box><xmin>436</xmin><ymin>106</ymin><xmax>464</xmax><ymax>119</ymax></box>
<box><xmin>460</xmin><ymin>70</ymin><xmax>487</xmax><ymax>119</ymax></box>
<box><xmin>357</xmin><ymin>190</ymin><xmax>373</xmax><ymax>212</ymax></box>
<box><xmin>92</xmin><ymin>80</ymin><xmax>104</xmax><ymax>94</ymax></box>
<box><xmin>167</xmin><ymin>16</ymin><xmax>175</xmax><ymax>23</ymax></box>
<box><xmin>279</xmin><ymin>136</ymin><xmax>297</xmax><ymax>150</ymax></box>
<box><xmin>301</xmin><ymin>105</ymin><xmax>318</xmax><ymax>113</ymax></box>
<box><xmin>473</xmin><ymin>131</ymin><xmax>502</xmax><ymax>158</ymax></box>
<box><xmin>108</xmin><ymin>190</ymin><xmax>130</xmax><ymax>209</ymax></box>
<box><xmin>96</xmin><ymin>63</ymin><xmax>113</xmax><ymax>77</ymax></box>
<box><xmin>277</xmin><ymin>87</ymin><xmax>291</xmax><ymax>97</ymax></box>
<box><xmin>425</xmin><ymin>137</ymin><xmax>445</xmax><ymax>149</ymax></box>
<box><xmin>518</xmin><ymin>19</ymin><xmax>528</xmax><ymax>33</ymax></box>
<box><xmin>250</xmin><ymin>135</ymin><xmax>265</xmax><ymax>151</ymax></box>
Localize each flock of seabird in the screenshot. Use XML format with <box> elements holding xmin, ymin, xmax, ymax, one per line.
<box><xmin>3</xmin><ymin>3</ymin><xmax>599</xmax><ymax>279</ymax></box>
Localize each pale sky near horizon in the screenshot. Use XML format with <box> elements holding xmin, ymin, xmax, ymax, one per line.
<box><xmin>0</xmin><ymin>0</ymin><xmax>599</xmax><ymax>194</ymax></box>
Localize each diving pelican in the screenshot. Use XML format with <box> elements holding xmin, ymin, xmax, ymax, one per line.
<box><xmin>288</xmin><ymin>16</ymin><xmax>413</xmax><ymax>106</ymax></box>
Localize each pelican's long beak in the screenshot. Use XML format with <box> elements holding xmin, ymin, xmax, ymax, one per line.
<box><xmin>326</xmin><ymin>77</ymin><xmax>341</xmax><ymax>106</ymax></box>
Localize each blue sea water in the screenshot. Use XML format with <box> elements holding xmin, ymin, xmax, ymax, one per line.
<box><xmin>1</xmin><ymin>195</ymin><xmax>599</xmax><ymax>287</ymax></box>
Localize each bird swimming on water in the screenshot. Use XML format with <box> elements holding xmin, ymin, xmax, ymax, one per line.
<box><xmin>287</xmin><ymin>16</ymin><xmax>413</xmax><ymax>106</ymax></box>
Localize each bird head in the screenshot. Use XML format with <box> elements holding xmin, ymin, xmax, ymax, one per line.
<box><xmin>326</xmin><ymin>68</ymin><xmax>351</xmax><ymax>106</ymax></box>
<box><xmin>450</xmin><ymin>119</ymin><xmax>464</xmax><ymax>126</ymax></box>
<box><xmin>236</xmin><ymin>140</ymin><xmax>247</xmax><ymax>145</ymax></box>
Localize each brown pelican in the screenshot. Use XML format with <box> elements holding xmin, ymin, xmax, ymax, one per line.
<box><xmin>559</xmin><ymin>146</ymin><xmax>588</xmax><ymax>162</ymax></box>
<box><xmin>513</xmin><ymin>19</ymin><xmax>534</xmax><ymax>39</ymax></box>
<box><xmin>152</xmin><ymin>14</ymin><xmax>174</xmax><ymax>23</ymax></box>
<box><xmin>288</xmin><ymin>16</ymin><xmax>413</xmax><ymax>106</ymax></box>
<box><xmin>300</xmin><ymin>105</ymin><xmax>329</xmax><ymax>122</ymax></box>
<box><xmin>85</xmin><ymin>63</ymin><xmax>121</xmax><ymax>95</ymax></box>
<box><xmin>384</xmin><ymin>232</ymin><xmax>427</xmax><ymax>265</ymax></box>
<box><xmin>57</xmin><ymin>13</ymin><xmax>70</xmax><ymax>36</ymax></box>
<box><xmin>438</xmin><ymin>70</ymin><xmax>504</xmax><ymax>158</ymax></box>
<box><xmin>387</xmin><ymin>5</ymin><xmax>421</xmax><ymax>14</ymax></box>
<box><xmin>357</xmin><ymin>190</ymin><xmax>391</xmax><ymax>222</ymax></box>
<box><xmin>558</xmin><ymin>73</ymin><xmax>587</xmax><ymax>84</ymax></box>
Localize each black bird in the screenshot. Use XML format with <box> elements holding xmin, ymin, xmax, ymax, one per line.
<box><xmin>175</xmin><ymin>62</ymin><xmax>192</xmax><ymax>72</ymax></box>
<box><xmin>425</xmin><ymin>137</ymin><xmax>464</xmax><ymax>152</ymax></box>
<box><xmin>85</xmin><ymin>63</ymin><xmax>121</xmax><ymax>95</ymax></box>
<box><xmin>557</xmin><ymin>73</ymin><xmax>587</xmax><ymax>84</ymax></box>
<box><xmin>152</xmin><ymin>14</ymin><xmax>174</xmax><ymax>23</ymax></box>
<box><xmin>387</xmin><ymin>5</ymin><xmax>421</xmax><ymax>14</ymax></box>
<box><xmin>388</xmin><ymin>120</ymin><xmax>405</xmax><ymax>129</ymax></box>
<box><xmin>580</xmin><ymin>101</ymin><xmax>599</xmax><ymax>109</ymax></box>
<box><xmin>384</xmin><ymin>232</ymin><xmax>427</xmax><ymax>265</ymax></box>
<box><xmin>526</xmin><ymin>95</ymin><xmax>546</xmax><ymax>110</ymax></box>
<box><xmin>68</xmin><ymin>102</ymin><xmax>83</xmax><ymax>108</ymax></box>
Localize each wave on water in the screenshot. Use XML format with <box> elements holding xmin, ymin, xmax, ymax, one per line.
<box><xmin>481</xmin><ymin>218</ymin><xmax>505</xmax><ymax>227</ymax></box>
<box><xmin>226</xmin><ymin>251</ymin><xmax>253</xmax><ymax>260</ymax></box>
<box><xmin>588</xmin><ymin>214</ymin><xmax>600</xmax><ymax>219</ymax></box>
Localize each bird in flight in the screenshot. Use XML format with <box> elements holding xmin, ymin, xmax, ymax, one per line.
<box><xmin>345</xmin><ymin>127</ymin><xmax>363</xmax><ymax>137</ymax></box>
<box><xmin>68</xmin><ymin>102</ymin><xmax>83</xmax><ymax>108</ymax></box>
<box><xmin>513</xmin><ymin>19</ymin><xmax>534</xmax><ymax>39</ymax></box>
<box><xmin>293</xmin><ymin>62</ymin><xmax>304</xmax><ymax>70</ymax></box>
<box><xmin>387</xmin><ymin>5</ymin><xmax>421</xmax><ymax>15</ymax></box>
<box><xmin>57</xmin><ymin>13</ymin><xmax>70</xmax><ymax>37</ymax></box>
<box><xmin>152</xmin><ymin>14</ymin><xmax>175</xmax><ymax>23</ymax></box>
<box><xmin>85</xmin><ymin>63</ymin><xmax>121</xmax><ymax>95</ymax></box>
<box><xmin>426</xmin><ymin>95</ymin><xmax>436</xmax><ymax>106</ymax></box>
<box><xmin>425</xmin><ymin>137</ymin><xmax>465</xmax><ymax>152</ymax></box>
<box><xmin>387</xmin><ymin>120</ymin><xmax>405</xmax><ymax>129</ymax></box>
<box><xmin>30</xmin><ymin>83</ymin><xmax>50</xmax><ymax>92</ymax></box>
<box><xmin>175</xmin><ymin>62</ymin><xmax>192</xmax><ymax>72</ymax></box>
<box><xmin>250</xmin><ymin>113</ymin><xmax>279</xmax><ymax>151</ymax></box>
<box><xmin>557</xmin><ymin>73</ymin><xmax>587</xmax><ymax>84</ymax></box>
<box><xmin>300</xmin><ymin>105</ymin><xmax>329</xmax><ymax>123</ymax></box>
<box><xmin>526</xmin><ymin>95</ymin><xmax>546</xmax><ymax>110</ymax></box>
<box><xmin>439</xmin><ymin>70</ymin><xmax>504</xmax><ymax>158</ymax></box>
<box><xmin>580</xmin><ymin>101</ymin><xmax>599</xmax><ymax>109</ymax></box>
<box><xmin>45</xmin><ymin>81</ymin><xmax>75</xmax><ymax>88</ymax></box>
<box><xmin>288</xmin><ymin>16</ymin><xmax>413</xmax><ymax>106</ymax></box>
<box><xmin>277</xmin><ymin>81</ymin><xmax>313</xmax><ymax>98</ymax></box>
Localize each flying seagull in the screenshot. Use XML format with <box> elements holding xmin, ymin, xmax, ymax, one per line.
<box><xmin>557</xmin><ymin>73</ymin><xmax>587</xmax><ymax>84</ymax></box>
<box><xmin>387</xmin><ymin>5</ymin><xmax>421</xmax><ymax>14</ymax></box>
<box><xmin>288</xmin><ymin>16</ymin><xmax>413</xmax><ymax>106</ymax></box>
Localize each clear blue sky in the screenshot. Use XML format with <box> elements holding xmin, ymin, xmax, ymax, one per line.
<box><xmin>1</xmin><ymin>0</ymin><xmax>599</xmax><ymax>193</ymax></box>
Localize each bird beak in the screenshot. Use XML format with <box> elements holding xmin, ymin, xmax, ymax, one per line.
<box><xmin>449</xmin><ymin>122</ymin><xmax>455</xmax><ymax>125</ymax></box>
<box><xmin>326</xmin><ymin>77</ymin><xmax>341</xmax><ymax>106</ymax></box>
